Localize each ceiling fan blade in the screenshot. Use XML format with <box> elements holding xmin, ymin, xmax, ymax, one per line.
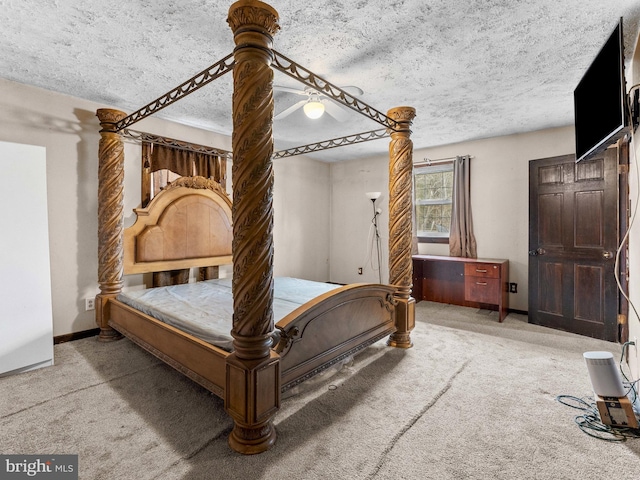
<box><xmin>339</xmin><ymin>85</ymin><xmax>364</xmax><ymax>96</ymax></box>
<box><xmin>323</xmin><ymin>100</ymin><xmax>350</xmax><ymax>122</ymax></box>
<box><xmin>274</xmin><ymin>85</ymin><xmax>307</xmax><ymax>95</ymax></box>
<box><xmin>275</xmin><ymin>99</ymin><xmax>307</xmax><ymax>120</ymax></box>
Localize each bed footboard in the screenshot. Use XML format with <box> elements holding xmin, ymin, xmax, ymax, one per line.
<box><xmin>273</xmin><ymin>284</ymin><xmax>397</xmax><ymax>391</ymax></box>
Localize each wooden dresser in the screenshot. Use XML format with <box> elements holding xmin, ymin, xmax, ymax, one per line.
<box><xmin>412</xmin><ymin>255</ymin><xmax>509</xmax><ymax>322</ymax></box>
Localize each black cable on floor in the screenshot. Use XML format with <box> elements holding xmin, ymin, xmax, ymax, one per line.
<box><xmin>556</xmin><ymin>394</ymin><xmax>640</xmax><ymax>442</ymax></box>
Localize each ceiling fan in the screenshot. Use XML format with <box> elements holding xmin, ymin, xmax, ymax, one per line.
<box><xmin>274</xmin><ymin>85</ymin><xmax>364</xmax><ymax>121</ymax></box>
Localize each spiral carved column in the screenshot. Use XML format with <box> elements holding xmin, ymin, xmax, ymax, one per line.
<box><xmin>225</xmin><ymin>0</ymin><xmax>281</xmax><ymax>455</ymax></box>
<box><xmin>95</xmin><ymin>108</ymin><xmax>127</xmax><ymax>342</ymax></box>
<box><xmin>387</xmin><ymin>106</ymin><xmax>417</xmax><ymax>349</ymax></box>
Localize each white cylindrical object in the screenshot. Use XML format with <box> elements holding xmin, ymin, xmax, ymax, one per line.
<box><xmin>583</xmin><ymin>351</ymin><xmax>626</xmax><ymax>397</ymax></box>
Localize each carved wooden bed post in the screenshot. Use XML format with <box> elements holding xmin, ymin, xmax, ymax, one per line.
<box><xmin>95</xmin><ymin>108</ymin><xmax>127</xmax><ymax>342</ymax></box>
<box><xmin>226</xmin><ymin>0</ymin><xmax>281</xmax><ymax>454</ymax></box>
<box><xmin>387</xmin><ymin>106</ymin><xmax>417</xmax><ymax>349</ymax></box>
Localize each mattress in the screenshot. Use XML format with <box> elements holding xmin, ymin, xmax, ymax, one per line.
<box><xmin>117</xmin><ymin>277</ymin><xmax>340</xmax><ymax>351</ymax></box>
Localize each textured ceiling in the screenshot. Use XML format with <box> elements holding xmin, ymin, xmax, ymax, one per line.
<box><xmin>1</xmin><ymin>0</ymin><xmax>640</xmax><ymax>161</ymax></box>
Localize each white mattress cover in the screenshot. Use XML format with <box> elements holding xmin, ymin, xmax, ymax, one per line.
<box><xmin>116</xmin><ymin>277</ymin><xmax>340</xmax><ymax>351</ymax></box>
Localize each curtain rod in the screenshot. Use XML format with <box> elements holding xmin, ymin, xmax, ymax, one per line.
<box><xmin>414</xmin><ymin>155</ymin><xmax>473</xmax><ymax>167</ymax></box>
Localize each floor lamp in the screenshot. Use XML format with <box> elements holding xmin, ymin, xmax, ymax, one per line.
<box><xmin>366</xmin><ymin>191</ymin><xmax>383</xmax><ymax>284</ymax></box>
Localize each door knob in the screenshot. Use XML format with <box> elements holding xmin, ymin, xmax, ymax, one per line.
<box><xmin>603</xmin><ymin>251</ymin><xmax>613</xmax><ymax>259</ymax></box>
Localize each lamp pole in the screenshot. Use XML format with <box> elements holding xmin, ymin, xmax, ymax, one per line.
<box><xmin>371</xmin><ymin>198</ymin><xmax>383</xmax><ymax>284</ymax></box>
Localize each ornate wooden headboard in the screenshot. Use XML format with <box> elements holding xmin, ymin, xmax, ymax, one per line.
<box><xmin>123</xmin><ymin>176</ymin><xmax>233</xmax><ymax>275</ymax></box>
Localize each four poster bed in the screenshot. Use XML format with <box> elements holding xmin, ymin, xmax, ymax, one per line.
<box><xmin>95</xmin><ymin>0</ymin><xmax>416</xmax><ymax>455</ymax></box>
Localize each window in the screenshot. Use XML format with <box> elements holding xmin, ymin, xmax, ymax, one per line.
<box><xmin>414</xmin><ymin>162</ymin><xmax>453</xmax><ymax>243</ymax></box>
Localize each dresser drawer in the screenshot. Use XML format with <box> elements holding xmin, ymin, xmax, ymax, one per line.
<box><xmin>465</xmin><ymin>277</ymin><xmax>500</xmax><ymax>304</ymax></box>
<box><xmin>464</xmin><ymin>263</ymin><xmax>500</xmax><ymax>279</ymax></box>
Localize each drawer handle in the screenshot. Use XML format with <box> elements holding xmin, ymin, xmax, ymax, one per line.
<box><xmin>476</xmin><ymin>269</ymin><xmax>487</xmax><ymax>273</ymax></box>
<box><xmin>476</xmin><ymin>282</ymin><xmax>487</xmax><ymax>286</ymax></box>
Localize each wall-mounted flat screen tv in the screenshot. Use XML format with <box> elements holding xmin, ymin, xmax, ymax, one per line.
<box><xmin>574</xmin><ymin>18</ymin><xmax>628</xmax><ymax>163</ymax></box>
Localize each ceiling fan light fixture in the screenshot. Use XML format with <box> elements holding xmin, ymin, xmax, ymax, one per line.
<box><xmin>303</xmin><ymin>100</ymin><xmax>325</xmax><ymax>119</ymax></box>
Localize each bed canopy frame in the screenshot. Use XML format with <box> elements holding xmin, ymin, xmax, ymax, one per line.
<box><xmin>95</xmin><ymin>0</ymin><xmax>416</xmax><ymax>454</ymax></box>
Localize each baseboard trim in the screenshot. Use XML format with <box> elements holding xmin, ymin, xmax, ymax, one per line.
<box><xmin>54</xmin><ymin>328</ymin><xmax>100</xmax><ymax>345</ymax></box>
<box><xmin>509</xmin><ymin>308</ymin><xmax>528</xmax><ymax>316</ymax></box>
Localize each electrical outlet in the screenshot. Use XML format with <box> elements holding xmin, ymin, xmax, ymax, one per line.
<box><xmin>358</xmin><ymin>267</ymin><xmax>363</xmax><ymax>275</ymax></box>
<box><xmin>509</xmin><ymin>282</ymin><xmax>517</xmax><ymax>294</ymax></box>
<box><xmin>85</xmin><ymin>298</ymin><xmax>95</xmax><ymax>311</ymax></box>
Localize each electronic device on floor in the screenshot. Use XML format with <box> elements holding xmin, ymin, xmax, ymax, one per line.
<box><xmin>583</xmin><ymin>351</ymin><xmax>639</xmax><ymax>429</ymax></box>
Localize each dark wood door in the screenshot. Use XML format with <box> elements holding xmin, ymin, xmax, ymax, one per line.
<box><xmin>528</xmin><ymin>148</ymin><xmax>619</xmax><ymax>341</ymax></box>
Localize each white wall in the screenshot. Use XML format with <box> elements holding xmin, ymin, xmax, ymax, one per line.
<box><xmin>330</xmin><ymin>126</ymin><xmax>575</xmax><ymax>312</ymax></box>
<box><xmin>0</xmin><ymin>78</ymin><xmax>329</xmax><ymax>337</ymax></box>
<box><xmin>629</xmin><ymin>135</ymin><xmax>640</xmax><ymax>379</ymax></box>
<box><xmin>0</xmin><ymin>78</ymin><xmax>104</xmax><ymax>337</ymax></box>
<box><xmin>626</xmin><ymin>30</ymin><xmax>640</xmax><ymax>379</ymax></box>
<box><xmin>273</xmin><ymin>155</ymin><xmax>331</xmax><ymax>281</ymax></box>
<box><xmin>330</xmin><ymin>154</ymin><xmax>391</xmax><ymax>284</ymax></box>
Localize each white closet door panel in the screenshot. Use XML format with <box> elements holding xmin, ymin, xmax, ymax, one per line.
<box><xmin>0</xmin><ymin>141</ymin><xmax>53</xmax><ymax>376</ymax></box>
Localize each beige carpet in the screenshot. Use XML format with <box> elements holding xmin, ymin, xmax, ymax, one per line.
<box><xmin>2</xmin><ymin>301</ymin><xmax>639</xmax><ymax>479</ymax></box>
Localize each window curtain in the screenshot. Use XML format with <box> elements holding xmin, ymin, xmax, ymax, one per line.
<box><xmin>149</xmin><ymin>143</ymin><xmax>225</xmax><ymax>183</ymax></box>
<box><xmin>449</xmin><ymin>155</ymin><xmax>477</xmax><ymax>258</ymax></box>
<box><xmin>142</xmin><ymin>142</ymin><xmax>227</xmax><ymax>208</ymax></box>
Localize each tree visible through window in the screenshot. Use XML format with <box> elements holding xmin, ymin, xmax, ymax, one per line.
<box><xmin>414</xmin><ymin>163</ymin><xmax>453</xmax><ymax>242</ymax></box>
